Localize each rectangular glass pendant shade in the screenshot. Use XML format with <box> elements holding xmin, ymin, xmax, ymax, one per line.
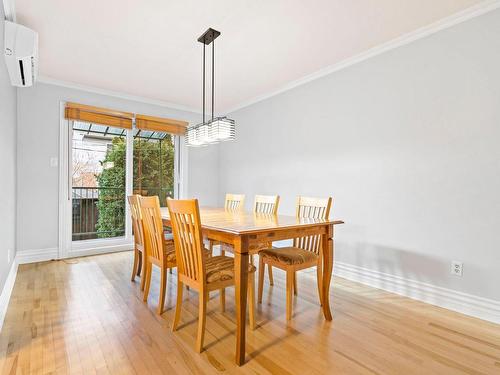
<box><xmin>209</xmin><ymin>117</ymin><xmax>235</xmax><ymax>141</ymax></box>
<box><xmin>186</xmin><ymin>117</ymin><xmax>235</xmax><ymax>146</ymax></box>
<box><xmin>186</xmin><ymin>127</ymin><xmax>203</xmax><ymax>146</ymax></box>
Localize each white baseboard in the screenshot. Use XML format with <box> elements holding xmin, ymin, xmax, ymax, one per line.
<box><xmin>15</xmin><ymin>243</ymin><xmax>133</xmax><ymax>264</ymax></box>
<box><xmin>0</xmin><ymin>259</ymin><xmax>18</xmax><ymax>331</ymax></box>
<box><xmin>334</xmin><ymin>262</ymin><xmax>500</xmax><ymax>325</ymax></box>
<box><xmin>67</xmin><ymin>243</ymin><xmax>133</xmax><ymax>258</ymax></box>
<box><xmin>16</xmin><ymin>247</ymin><xmax>59</xmax><ymax>264</ymax></box>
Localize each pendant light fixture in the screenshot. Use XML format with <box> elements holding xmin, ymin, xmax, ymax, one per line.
<box><xmin>186</xmin><ymin>28</ymin><xmax>235</xmax><ymax>147</ymax></box>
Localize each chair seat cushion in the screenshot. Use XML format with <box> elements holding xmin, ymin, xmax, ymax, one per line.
<box><xmin>259</xmin><ymin>247</ymin><xmax>318</xmax><ymax>265</ymax></box>
<box><xmin>205</xmin><ymin>256</ymin><xmax>256</xmax><ymax>284</ymax></box>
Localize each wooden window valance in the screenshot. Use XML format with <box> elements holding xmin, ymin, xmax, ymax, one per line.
<box><xmin>65</xmin><ymin>102</ymin><xmax>188</xmax><ymax>135</ymax></box>
<box><xmin>136</xmin><ymin>114</ymin><xmax>187</xmax><ymax>136</ymax></box>
<box><xmin>65</xmin><ymin>102</ymin><xmax>134</xmax><ymax>129</ymax></box>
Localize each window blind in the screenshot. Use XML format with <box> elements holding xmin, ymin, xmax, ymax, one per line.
<box><xmin>135</xmin><ymin>114</ymin><xmax>187</xmax><ymax>136</ymax></box>
<box><xmin>65</xmin><ymin>102</ymin><xmax>134</xmax><ymax>129</ymax></box>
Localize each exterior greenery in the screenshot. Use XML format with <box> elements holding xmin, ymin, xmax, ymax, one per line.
<box><xmin>133</xmin><ymin>135</ymin><xmax>175</xmax><ymax>203</ymax></box>
<box><xmin>95</xmin><ymin>135</ymin><xmax>175</xmax><ymax>238</ymax></box>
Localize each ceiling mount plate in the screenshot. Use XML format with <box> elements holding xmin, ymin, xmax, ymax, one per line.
<box><xmin>198</xmin><ymin>28</ymin><xmax>221</xmax><ymax>45</ymax></box>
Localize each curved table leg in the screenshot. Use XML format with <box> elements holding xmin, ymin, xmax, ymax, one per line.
<box><xmin>321</xmin><ymin>224</ymin><xmax>334</xmax><ymax>321</ymax></box>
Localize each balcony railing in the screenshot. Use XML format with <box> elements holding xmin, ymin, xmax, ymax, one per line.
<box><xmin>72</xmin><ymin>186</ymin><xmax>173</xmax><ymax>241</ymax></box>
<box><xmin>72</xmin><ymin>187</ymin><xmax>125</xmax><ymax>241</ymax></box>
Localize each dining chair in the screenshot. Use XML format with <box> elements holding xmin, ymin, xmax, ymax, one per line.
<box><xmin>216</xmin><ymin>194</ymin><xmax>280</xmax><ymax>310</ymax></box>
<box><xmin>252</xmin><ymin>195</ymin><xmax>280</xmax><ymax>285</ymax></box>
<box><xmin>168</xmin><ymin>198</ymin><xmax>256</xmax><ymax>353</ymax></box>
<box><xmin>257</xmin><ymin>196</ymin><xmax>332</xmax><ymax>320</ymax></box>
<box><xmin>209</xmin><ymin>193</ymin><xmax>246</xmax><ymax>256</ymax></box>
<box><xmin>128</xmin><ymin>195</ymin><xmax>147</xmax><ymax>290</ymax></box>
<box><xmin>139</xmin><ymin>195</ymin><xmax>177</xmax><ymax>315</ymax></box>
<box><xmin>253</xmin><ymin>194</ymin><xmax>280</xmax><ymax>214</ymax></box>
<box><xmin>224</xmin><ymin>193</ymin><xmax>245</xmax><ymax>212</ymax></box>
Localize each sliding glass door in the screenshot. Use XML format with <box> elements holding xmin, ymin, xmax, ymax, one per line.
<box><xmin>65</xmin><ymin>118</ymin><xmax>179</xmax><ymax>255</ymax></box>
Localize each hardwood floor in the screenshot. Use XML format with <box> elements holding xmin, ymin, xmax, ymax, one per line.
<box><xmin>1</xmin><ymin>251</ymin><xmax>499</xmax><ymax>374</ymax></box>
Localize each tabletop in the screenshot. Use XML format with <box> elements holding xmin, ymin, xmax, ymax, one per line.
<box><xmin>160</xmin><ymin>207</ymin><xmax>344</xmax><ymax>235</ymax></box>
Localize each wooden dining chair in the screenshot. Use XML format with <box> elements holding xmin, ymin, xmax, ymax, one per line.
<box><xmin>258</xmin><ymin>196</ymin><xmax>332</xmax><ymax>320</ymax></box>
<box><xmin>216</xmin><ymin>194</ymin><xmax>280</xmax><ymax>310</ymax></box>
<box><xmin>252</xmin><ymin>195</ymin><xmax>280</xmax><ymax>285</ymax></box>
<box><xmin>253</xmin><ymin>194</ymin><xmax>280</xmax><ymax>214</ymax></box>
<box><xmin>139</xmin><ymin>195</ymin><xmax>177</xmax><ymax>315</ymax></box>
<box><xmin>224</xmin><ymin>193</ymin><xmax>245</xmax><ymax>212</ymax></box>
<box><xmin>128</xmin><ymin>195</ymin><xmax>147</xmax><ymax>290</ymax></box>
<box><xmin>168</xmin><ymin>198</ymin><xmax>256</xmax><ymax>353</ymax></box>
<box><xmin>209</xmin><ymin>193</ymin><xmax>246</xmax><ymax>256</ymax></box>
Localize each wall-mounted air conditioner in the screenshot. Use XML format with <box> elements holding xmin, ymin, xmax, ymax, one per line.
<box><xmin>4</xmin><ymin>20</ymin><xmax>38</xmax><ymax>87</ymax></box>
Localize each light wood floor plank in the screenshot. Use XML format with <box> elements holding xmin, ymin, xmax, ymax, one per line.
<box><xmin>1</xmin><ymin>251</ymin><xmax>499</xmax><ymax>374</ymax></box>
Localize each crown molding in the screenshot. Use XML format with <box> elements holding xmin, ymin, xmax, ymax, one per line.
<box><xmin>226</xmin><ymin>0</ymin><xmax>500</xmax><ymax>114</ymax></box>
<box><xmin>37</xmin><ymin>75</ymin><xmax>202</xmax><ymax>114</ymax></box>
<box><xmin>2</xmin><ymin>0</ymin><xmax>15</xmax><ymax>21</ymax></box>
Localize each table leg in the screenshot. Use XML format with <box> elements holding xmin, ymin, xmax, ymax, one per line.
<box><xmin>321</xmin><ymin>224</ymin><xmax>334</xmax><ymax>321</ymax></box>
<box><xmin>234</xmin><ymin>238</ymin><xmax>249</xmax><ymax>366</ymax></box>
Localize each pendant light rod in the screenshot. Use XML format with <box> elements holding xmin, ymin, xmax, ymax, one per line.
<box><xmin>212</xmin><ymin>40</ymin><xmax>215</xmax><ymax>121</ymax></box>
<box><xmin>198</xmin><ymin>28</ymin><xmax>220</xmax><ymax>124</ymax></box>
<box><xmin>202</xmin><ymin>42</ymin><xmax>205</xmax><ymax>124</ymax></box>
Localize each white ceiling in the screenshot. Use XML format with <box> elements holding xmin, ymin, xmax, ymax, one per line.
<box><xmin>15</xmin><ymin>0</ymin><xmax>483</xmax><ymax>113</ymax></box>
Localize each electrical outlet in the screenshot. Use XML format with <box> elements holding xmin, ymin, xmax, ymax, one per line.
<box><xmin>451</xmin><ymin>261</ymin><xmax>463</xmax><ymax>277</ymax></box>
<box><xmin>50</xmin><ymin>157</ymin><xmax>58</xmax><ymax>167</ymax></box>
<box><xmin>7</xmin><ymin>249</ymin><xmax>11</xmax><ymax>263</ymax></box>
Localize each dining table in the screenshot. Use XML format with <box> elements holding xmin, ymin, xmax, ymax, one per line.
<box><xmin>160</xmin><ymin>206</ymin><xmax>344</xmax><ymax>366</ymax></box>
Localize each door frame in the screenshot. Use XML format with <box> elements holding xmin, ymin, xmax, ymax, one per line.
<box><xmin>58</xmin><ymin>101</ymin><xmax>186</xmax><ymax>259</ymax></box>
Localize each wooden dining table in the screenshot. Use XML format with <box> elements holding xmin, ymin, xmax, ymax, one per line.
<box><xmin>161</xmin><ymin>206</ymin><xmax>344</xmax><ymax>366</ymax></box>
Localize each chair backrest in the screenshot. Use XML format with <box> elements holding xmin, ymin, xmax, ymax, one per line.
<box><xmin>128</xmin><ymin>195</ymin><xmax>144</xmax><ymax>249</ymax></box>
<box><xmin>224</xmin><ymin>193</ymin><xmax>245</xmax><ymax>212</ymax></box>
<box><xmin>139</xmin><ymin>196</ymin><xmax>165</xmax><ymax>264</ymax></box>
<box><xmin>167</xmin><ymin>199</ymin><xmax>206</xmax><ymax>285</ymax></box>
<box><xmin>293</xmin><ymin>196</ymin><xmax>332</xmax><ymax>255</ymax></box>
<box><xmin>254</xmin><ymin>194</ymin><xmax>280</xmax><ymax>215</ymax></box>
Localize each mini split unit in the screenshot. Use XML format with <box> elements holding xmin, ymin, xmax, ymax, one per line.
<box><xmin>4</xmin><ymin>20</ymin><xmax>38</xmax><ymax>87</ymax></box>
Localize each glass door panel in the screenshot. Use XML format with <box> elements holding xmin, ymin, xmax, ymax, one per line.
<box><xmin>71</xmin><ymin>121</ymin><xmax>127</xmax><ymax>241</ymax></box>
<box><xmin>133</xmin><ymin>129</ymin><xmax>175</xmax><ymax>206</ymax></box>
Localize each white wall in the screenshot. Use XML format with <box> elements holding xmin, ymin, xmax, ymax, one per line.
<box><xmin>220</xmin><ymin>9</ymin><xmax>500</xmax><ymax>301</ymax></box>
<box><xmin>0</xmin><ymin>9</ymin><xmax>17</xmax><ymax>291</ymax></box>
<box><xmin>16</xmin><ymin>82</ymin><xmax>219</xmax><ymax>253</ymax></box>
